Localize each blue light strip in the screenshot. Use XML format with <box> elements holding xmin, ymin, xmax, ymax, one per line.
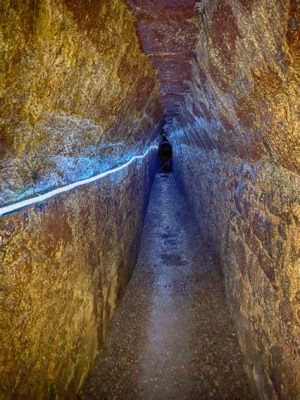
<box><xmin>0</xmin><ymin>145</ymin><xmax>158</xmax><ymax>217</ymax></box>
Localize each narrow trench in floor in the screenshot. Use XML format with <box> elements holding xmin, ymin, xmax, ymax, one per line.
<box><xmin>79</xmin><ymin>172</ymin><xmax>255</xmax><ymax>400</ymax></box>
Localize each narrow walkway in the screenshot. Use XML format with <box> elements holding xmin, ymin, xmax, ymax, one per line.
<box><xmin>80</xmin><ymin>174</ymin><xmax>254</xmax><ymax>400</ymax></box>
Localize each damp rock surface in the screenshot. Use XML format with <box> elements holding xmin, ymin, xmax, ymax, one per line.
<box><xmin>80</xmin><ymin>173</ymin><xmax>254</xmax><ymax>400</ymax></box>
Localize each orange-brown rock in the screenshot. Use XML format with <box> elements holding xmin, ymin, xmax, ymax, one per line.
<box><xmin>1</xmin><ymin>0</ymin><xmax>300</xmax><ymax>399</ymax></box>
<box><xmin>0</xmin><ymin>0</ymin><xmax>163</xmax><ymax>205</ymax></box>
<box><xmin>0</xmin><ymin>1</ymin><xmax>162</xmax><ymax>398</ymax></box>
<box><xmin>0</xmin><ymin>156</ymin><xmax>156</xmax><ymax>399</ymax></box>
<box><xmin>126</xmin><ymin>0</ymin><xmax>198</xmax><ymax>124</ymax></box>
<box><xmin>171</xmin><ymin>0</ymin><xmax>300</xmax><ymax>398</ymax></box>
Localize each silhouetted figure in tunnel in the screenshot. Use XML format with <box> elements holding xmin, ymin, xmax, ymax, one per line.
<box><xmin>158</xmin><ymin>135</ymin><xmax>172</xmax><ymax>172</ymax></box>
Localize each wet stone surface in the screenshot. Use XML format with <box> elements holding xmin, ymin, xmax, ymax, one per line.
<box><xmin>80</xmin><ymin>173</ymin><xmax>254</xmax><ymax>400</ymax></box>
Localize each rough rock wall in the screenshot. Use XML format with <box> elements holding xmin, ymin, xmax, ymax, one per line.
<box><xmin>0</xmin><ymin>0</ymin><xmax>162</xmax><ymax>205</ymax></box>
<box><xmin>126</xmin><ymin>0</ymin><xmax>198</xmax><ymax>125</ymax></box>
<box><xmin>0</xmin><ymin>155</ymin><xmax>156</xmax><ymax>399</ymax></box>
<box><xmin>171</xmin><ymin>0</ymin><xmax>300</xmax><ymax>398</ymax></box>
<box><xmin>0</xmin><ymin>1</ymin><xmax>162</xmax><ymax>398</ymax></box>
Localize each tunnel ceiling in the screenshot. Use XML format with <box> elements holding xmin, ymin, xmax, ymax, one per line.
<box><xmin>126</xmin><ymin>0</ymin><xmax>198</xmax><ymax>126</ymax></box>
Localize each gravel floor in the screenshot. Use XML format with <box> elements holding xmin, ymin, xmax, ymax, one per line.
<box><xmin>79</xmin><ymin>173</ymin><xmax>255</xmax><ymax>400</ymax></box>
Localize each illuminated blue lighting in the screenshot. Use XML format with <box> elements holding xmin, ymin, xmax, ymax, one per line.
<box><xmin>0</xmin><ymin>145</ymin><xmax>158</xmax><ymax>217</ymax></box>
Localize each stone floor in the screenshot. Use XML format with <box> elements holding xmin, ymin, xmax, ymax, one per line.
<box><xmin>79</xmin><ymin>173</ymin><xmax>255</xmax><ymax>400</ymax></box>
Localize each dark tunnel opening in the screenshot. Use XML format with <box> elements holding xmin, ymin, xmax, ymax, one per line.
<box><xmin>158</xmin><ymin>135</ymin><xmax>173</xmax><ymax>172</ymax></box>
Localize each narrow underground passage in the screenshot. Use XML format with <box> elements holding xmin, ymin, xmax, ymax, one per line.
<box><xmin>1</xmin><ymin>1</ymin><xmax>299</xmax><ymax>399</ymax></box>
<box><xmin>79</xmin><ymin>170</ymin><xmax>254</xmax><ymax>400</ymax></box>
<box><xmin>158</xmin><ymin>136</ymin><xmax>173</xmax><ymax>172</ymax></box>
